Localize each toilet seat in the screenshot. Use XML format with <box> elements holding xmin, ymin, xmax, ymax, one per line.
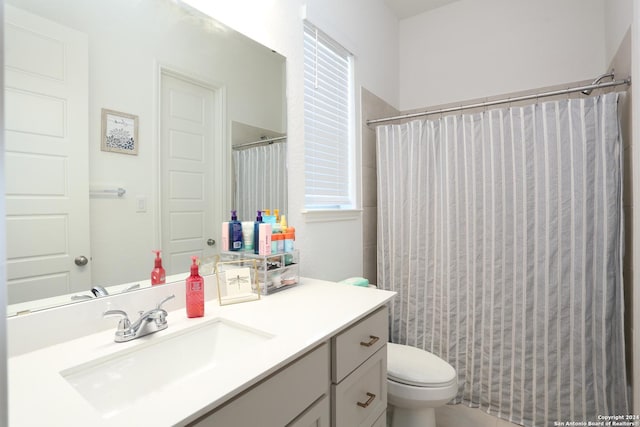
<box><xmin>387</xmin><ymin>342</ymin><xmax>457</xmax><ymax>387</ymax></box>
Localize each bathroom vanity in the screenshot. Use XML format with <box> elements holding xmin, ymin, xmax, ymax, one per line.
<box><xmin>8</xmin><ymin>279</ymin><xmax>394</xmax><ymax>426</ymax></box>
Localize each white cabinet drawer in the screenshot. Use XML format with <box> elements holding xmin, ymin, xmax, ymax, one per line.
<box><xmin>191</xmin><ymin>342</ymin><xmax>329</xmax><ymax>427</ymax></box>
<box><xmin>332</xmin><ymin>346</ymin><xmax>387</xmax><ymax>427</ymax></box>
<box><xmin>332</xmin><ymin>306</ymin><xmax>388</xmax><ymax>383</ymax></box>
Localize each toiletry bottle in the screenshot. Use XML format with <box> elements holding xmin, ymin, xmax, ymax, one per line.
<box><xmin>186</xmin><ymin>256</ymin><xmax>204</xmax><ymax>318</ymax></box>
<box><xmin>271</xmin><ymin>209</ymin><xmax>282</xmax><ymax>233</ymax></box>
<box><xmin>242</xmin><ymin>221</ymin><xmax>254</xmax><ymax>251</ymax></box>
<box><xmin>284</xmin><ymin>227</ymin><xmax>295</xmax><ymax>252</ymax></box>
<box><xmin>280</xmin><ymin>214</ymin><xmax>288</xmax><ymax>233</ymax></box>
<box><xmin>151</xmin><ymin>250</ymin><xmax>166</xmax><ymax>285</ymax></box>
<box><xmin>284</xmin><ymin>226</ymin><xmax>295</xmax><ymax>265</ymax></box>
<box><xmin>253</xmin><ymin>210</ymin><xmax>263</xmax><ymax>254</ymax></box>
<box><xmin>272</xmin><ymin>233</ymin><xmax>284</xmax><ymax>253</ymax></box>
<box><xmin>221</xmin><ymin>221</ymin><xmax>229</xmax><ymax>251</ymax></box>
<box><xmin>271</xmin><ymin>233</ymin><xmax>279</xmax><ymax>254</ymax></box>
<box><xmin>259</xmin><ymin>222</ymin><xmax>272</xmax><ymax>255</ymax></box>
<box><xmin>263</xmin><ymin>209</ymin><xmax>276</xmax><ymax>225</ymax></box>
<box><xmin>229</xmin><ymin>210</ymin><xmax>243</xmax><ymax>251</ymax></box>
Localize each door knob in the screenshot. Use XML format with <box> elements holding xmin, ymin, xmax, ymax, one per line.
<box><xmin>207</xmin><ymin>239</ymin><xmax>216</xmax><ymax>246</ymax></box>
<box><xmin>75</xmin><ymin>255</ymin><xmax>89</xmax><ymax>266</ymax></box>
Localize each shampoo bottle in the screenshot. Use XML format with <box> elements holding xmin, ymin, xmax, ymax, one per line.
<box><xmin>151</xmin><ymin>250</ymin><xmax>166</xmax><ymax>285</ymax></box>
<box><xmin>229</xmin><ymin>210</ymin><xmax>243</xmax><ymax>251</ymax></box>
<box><xmin>253</xmin><ymin>210</ymin><xmax>263</xmax><ymax>255</ymax></box>
<box><xmin>186</xmin><ymin>256</ymin><xmax>204</xmax><ymax>318</ymax></box>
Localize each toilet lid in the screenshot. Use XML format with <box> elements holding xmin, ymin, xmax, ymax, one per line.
<box><xmin>387</xmin><ymin>342</ymin><xmax>457</xmax><ymax>387</ymax></box>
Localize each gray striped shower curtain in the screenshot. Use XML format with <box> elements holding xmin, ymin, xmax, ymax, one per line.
<box><xmin>233</xmin><ymin>141</ymin><xmax>288</xmax><ymax>220</ymax></box>
<box><xmin>376</xmin><ymin>93</ymin><xmax>628</xmax><ymax>426</ymax></box>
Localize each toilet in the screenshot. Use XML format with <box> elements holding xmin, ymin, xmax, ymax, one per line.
<box><xmin>387</xmin><ymin>342</ymin><xmax>458</xmax><ymax>427</ymax></box>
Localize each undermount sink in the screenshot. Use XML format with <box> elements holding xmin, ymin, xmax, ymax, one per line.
<box><xmin>60</xmin><ymin>318</ymin><xmax>274</xmax><ymax>419</ymax></box>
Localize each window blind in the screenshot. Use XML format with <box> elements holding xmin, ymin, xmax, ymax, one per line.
<box><xmin>303</xmin><ymin>21</ymin><xmax>353</xmax><ymax>208</ymax></box>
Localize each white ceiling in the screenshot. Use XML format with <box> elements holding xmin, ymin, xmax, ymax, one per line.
<box><xmin>384</xmin><ymin>0</ymin><xmax>462</xmax><ymax>19</ymax></box>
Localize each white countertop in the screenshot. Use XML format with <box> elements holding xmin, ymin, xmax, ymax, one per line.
<box><xmin>9</xmin><ymin>278</ymin><xmax>395</xmax><ymax>426</ymax></box>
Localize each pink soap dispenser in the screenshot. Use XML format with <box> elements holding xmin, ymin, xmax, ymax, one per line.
<box><xmin>151</xmin><ymin>250</ymin><xmax>166</xmax><ymax>286</ymax></box>
<box><xmin>186</xmin><ymin>256</ymin><xmax>204</xmax><ymax>318</ymax></box>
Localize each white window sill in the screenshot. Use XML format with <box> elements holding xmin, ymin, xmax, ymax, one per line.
<box><xmin>302</xmin><ymin>209</ymin><xmax>362</xmax><ymax>223</ymax></box>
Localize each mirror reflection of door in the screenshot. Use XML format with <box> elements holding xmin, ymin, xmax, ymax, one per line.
<box><xmin>160</xmin><ymin>71</ymin><xmax>221</xmax><ymax>275</ymax></box>
<box><xmin>5</xmin><ymin>6</ymin><xmax>91</xmax><ymax>304</ymax></box>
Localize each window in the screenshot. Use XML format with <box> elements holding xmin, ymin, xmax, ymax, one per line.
<box><xmin>303</xmin><ymin>21</ymin><xmax>354</xmax><ymax>210</ymax></box>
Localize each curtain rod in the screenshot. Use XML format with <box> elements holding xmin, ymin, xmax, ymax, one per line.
<box><xmin>366</xmin><ymin>78</ymin><xmax>631</xmax><ymax>126</ymax></box>
<box><xmin>232</xmin><ymin>135</ymin><xmax>287</xmax><ymax>150</ymax></box>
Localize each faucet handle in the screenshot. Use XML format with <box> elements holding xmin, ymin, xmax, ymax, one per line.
<box><xmin>103</xmin><ymin>309</ymin><xmax>132</xmax><ymax>331</ymax></box>
<box><xmin>157</xmin><ymin>294</ymin><xmax>176</xmax><ymax>309</ymax></box>
<box><xmin>153</xmin><ymin>295</ymin><xmax>175</xmax><ymax>325</ymax></box>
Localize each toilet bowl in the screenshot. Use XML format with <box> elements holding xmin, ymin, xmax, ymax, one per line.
<box><xmin>387</xmin><ymin>342</ymin><xmax>458</xmax><ymax>427</ymax></box>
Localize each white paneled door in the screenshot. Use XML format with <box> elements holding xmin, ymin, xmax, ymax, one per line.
<box><xmin>160</xmin><ymin>72</ymin><xmax>222</xmax><ymax>275</ymax></box>
<box><xmin>5</xmin><ymin>6</ymin><xmax>91</xmax><ymax>304</ymax></box>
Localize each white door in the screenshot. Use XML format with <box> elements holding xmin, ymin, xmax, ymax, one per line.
<box><xmin>5</xmin><ymin>6</ymin><xmax>90</xmax><ymax>303</ymax></box>
<box><xmin>160</xmin><ymin>72</ymin><xmax>222</xmax><ymax>275</ymax></box>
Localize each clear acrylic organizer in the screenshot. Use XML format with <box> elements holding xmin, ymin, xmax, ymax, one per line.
<box><xmin>218</xmin><ymin>250</ymin><xmax>299</xmax><ymax>295</ymax></box>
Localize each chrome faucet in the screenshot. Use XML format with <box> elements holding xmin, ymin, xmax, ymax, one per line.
<box><xmin>103</xmin><ymin>294</ymin><xmax>175</xmax><ymax>343</ymax></box>
<box><xmin>71</xmin><ymin>283</ymin><xmax>141</xmax><ymax>301</ymax></box>
<box><xmin>91</xmin><ymin>285</ymin><xmax>110</xmax><ymax>297</ymax></box>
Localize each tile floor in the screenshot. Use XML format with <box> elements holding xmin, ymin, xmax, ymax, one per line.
<box><xmin>435</xmin><ymin>404</ymin><xmax>521</xmax><ymax>427</ymax></box>
<box><xmin>386</xmin><ymin>404</ymin><xmax>522</xmax><ymax>427</ymax></box>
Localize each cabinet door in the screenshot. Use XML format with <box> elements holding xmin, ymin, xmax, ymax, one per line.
<box><xmin>287</xmin><ymin>395</ymin><xmax>330</xmax><ymax>427</ymax></box>
<box><xmin>371</xmin><ymin>410</ymin><xmax>387</xmax><ymax>427</ymax></box>
<box><xmin>332</xmin><ymin>346</ymin><xmax>387</xmax><ymax>427</ymax></box>
<box><xmin>191</xmin><ymin>343</ymin><xmax>329</xmax><ymax>427</ymax></box>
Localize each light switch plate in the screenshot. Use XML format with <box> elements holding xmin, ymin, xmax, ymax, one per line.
<box><xmin>136</xmin><ymin>196</ymin><xmax>147</xmax><ymax>212</ymax></box>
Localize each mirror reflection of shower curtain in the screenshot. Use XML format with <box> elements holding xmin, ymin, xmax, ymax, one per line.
<box><xmin>376</xmin><ymin>93</ymin><xmax>628</xmax><ymax>426</ymax></box>
<box><xmin>233</xmin><ymin>142</ymin><xmax>288</xmax><ymax>221</ymax></box>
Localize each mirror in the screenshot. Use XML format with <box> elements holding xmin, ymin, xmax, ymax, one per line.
<box><xmin>231</xmin><ymin>121</ymin><xmax>288</xmax><ymax>221</ymax></box>
<box><xmin>5</xmin><ymin>0</ymin><xmax>287</xmax><ymax>316</ymax></box>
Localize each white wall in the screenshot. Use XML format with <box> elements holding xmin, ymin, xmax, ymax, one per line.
<box><xmin>398</xmin><ymin>0</ymin><xmax>608</xmax><ymax>110</ymax></box>
<box><xmin>184</xmin><ymin>0</ymin><xmax>399</xmax><ymax>280</ymax></box>
<box><xmin>0</xmin><ymin>0</ymin><xmax>7</xmax><ymax>422</ymax></box>
<box><xmin>305</xmin><ymin>0</ymin><xmax>399</xmax><ymax>109</ymax></box>
<box><xmin>605</xmin><ymin>0</ymin><xmax>633</xmax><ymax>65</ymax></box>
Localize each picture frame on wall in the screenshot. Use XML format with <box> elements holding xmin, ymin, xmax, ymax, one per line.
<box><xmin>101</xmin><ymin>108</ymin><xmax>139</xmax><ymax>155</ymax></box>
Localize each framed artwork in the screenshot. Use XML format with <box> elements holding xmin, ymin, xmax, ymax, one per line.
<box><xmin>215</xmin><ymin>259</ymin><xmax>260</xmax><ymax>305</ymax></box>
<box><xmin>101</xmin><ymin>109</ymin><xmax>139</xmax><ymax>155</ymax></box>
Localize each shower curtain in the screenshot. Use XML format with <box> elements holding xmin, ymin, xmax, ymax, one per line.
<box><xmin>376</xmin><ymin>93</ymin><xmax>628</xmax><ymax>426</ymax></box>
<box><xmin>232</xmin><ymin>142</ymin><xmax>287</xmax><ymax>220</ymax></box>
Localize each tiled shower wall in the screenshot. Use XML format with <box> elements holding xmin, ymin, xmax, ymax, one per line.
<box><xmin>361</xmin><ymin>88</ymin><xmax>399</xmax><ymax>285</ymax></box>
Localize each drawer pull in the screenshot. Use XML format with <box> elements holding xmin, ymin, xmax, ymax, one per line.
<box><xmin>359</xmin><ymin>335</ymin><xmax>380</xmax><ymax>347</ymax></box>
<box><xmin>357</xmin><ymin>392</ymin><xmax>376</xmax><ymax>408</ymax></box>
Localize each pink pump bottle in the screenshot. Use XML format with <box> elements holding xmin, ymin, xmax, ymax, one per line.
<box><xmin>151</xmin><ymin>250</ymin><xmax>166</xmax><ymax>286</ymax></box>
<box><xmin>186</xmin><ymin>256</ymin><xmax>204</xmax><ymax>318</ymax></box>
